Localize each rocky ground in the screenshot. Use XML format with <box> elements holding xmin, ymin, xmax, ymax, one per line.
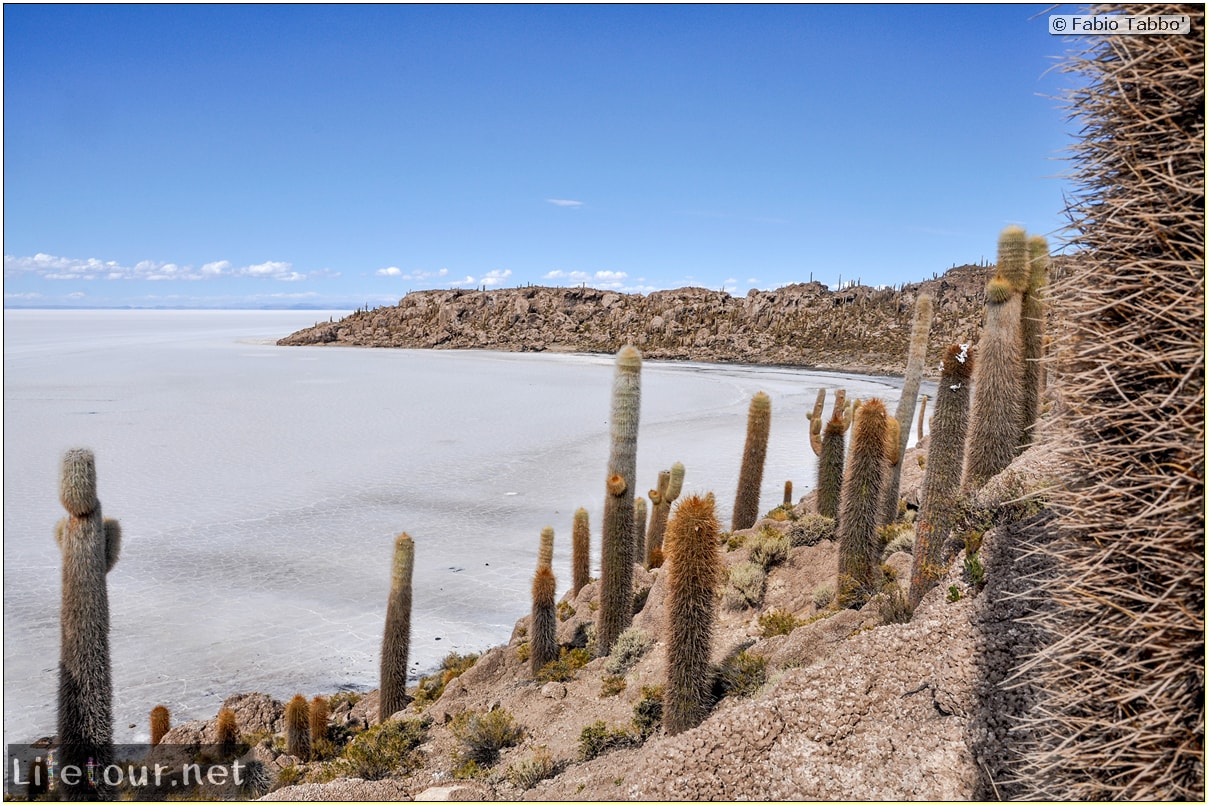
<box><xmin>143</xmin><ymin>431</ymin><xmax>1063</xmax><ymax>802</ymax></box>
<box><xmin>276</xmin><ymin>264</ymin><xmax>1009</xmax><ymax>377</ymax></box>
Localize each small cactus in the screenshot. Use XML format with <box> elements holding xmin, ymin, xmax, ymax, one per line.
<box><xmin>910</xmin><ymin>345</ymin><xmax>974</xmax><ymax>607</ymax></box>
<box><xmin>817</xmin><ymin>391</ymin><xmax>849</xmax><ymax>520</ymax></box>
<box><xmin>732</xmin><ymin>392</ymin><xmax>772</xmax><ymax>531</ymax></box>
<box><xmin>836</xmin><ymin>399</ymin><xmax>890</xmax><ymax>608</ymax></box>
<box><xmin>150</xmin><ymin>705</ymin><xmax>171</xmax><ymax>746</ymax></box>
<box><xmin>571</xmin><ymin>508</ymin><xmax>590</xmax><ymax>596</ymax></box>
<box><xmin>380</xmin><ymin>532</ymin><xmax>414</xmax><ymax>721</ymax></box>
<box><xmin>882</xmin><ymin>294</ymin><xmax>934</xmax><ymax>525</ymax></box>
<box><xmin>783</xmin><ymin>480</ymin><xmax>793</xmax><ymax>507</ymax></box>
<box><xmin>285</xmin><ymin>695</ymin><xmax>311</xmax><ymax>760</ymax></box>
<box><xmin>598</xmin><ymin>346</ymin><xmax>642</xmax><ymax>656</ymax></box>
<box><xmin>537</xmin><ymin>526</ymin><xmax>554</xmax><ymax>571</ymax></box>
<box><xmin>1019</xmin><ymin>235</ymin><xmax>1049</xmax><ymax>449</ymax></box>
<box><xmin>530</xmin><ymin>565</ymin><xmax>559</xmax><ymax>675</ymax></box>
<box><xmin>310</xmin><ymin>696</ymin><xmax>329</xmax><ymax>745</ymax></box>
<box><xmin>917</xmin><ymin>394</ymin><xmax>930</xmax><ymax>441</ymax></box>
<box><xmin>633</xmin><ymin>497</ymin><xmax>648</xmax><ymax>563</ymax></box>
<box><xmin>216</xmin><ymin>707</ymin><xmax>239</xmax><ymax>759</ymax></box>
<box><xmin>664</xmin><ymin>495</ymin><xmax>723</xmax><ymax>735</ymax></box>
<box><xmin>645</xmin><ymin>463</ymin><xmax>684</xmax><ymax>568</ymax></box>
<box><xmin>54</xmin><ymin>448</ymin><xmax>120</xmax><ymax>798</ymax></box>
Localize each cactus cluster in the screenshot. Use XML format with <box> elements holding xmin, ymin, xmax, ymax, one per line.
<box><xmin>644</xmin><ymin>462</ymin><xmax>684</xmax><ymax>569</ymax></box>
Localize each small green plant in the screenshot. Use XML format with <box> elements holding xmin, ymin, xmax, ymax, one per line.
<box><xmin>881</xmin><ymin>530</ymin><xmax>915</xmax><ymax>561</ymax></box>
<box><xmin>507</xmin><ymin>747</ymin><xmax>557</xmax><ymax>789</ymax></box>
<box><xmin>274</xmin><ymin>765</ymin><xmax>302</xmax><ymax>790</ymax></box>
<box><xmin>877</xmin><ymin>585</ymin><xmax>913</xmax><ymax>625</ymax></box>
<box><xmin>787</xmin><ymin>514</ymin><xmax>836</xmax><ymax>547</ymax></box>
<box><xmin>757</xmin><ymin>609</ymin><xmax>805</xmax><ymax>637</ymax></box>
<box><xmin>536</xmin><ymin>646</ymin><xmax>592</xmax><ymax>683</ymax></box>
<box><xmin>452</xmin><ymin>708</ymin><xmax>524</xmax><ymax>768</ymax></box>
<box><xmin>516</xmin><ymin>641</ymin><xmax>531</xmax><ymax>663</ymax></box>
<box><xmin>811</xmin><ymin>583</ymin><xmax>834</xmax><ymax>609</ymax></box>
<box><xmin>724</xmin><ymin>561</ymin><xmax>767</xmax><ymax>609</ymax></box>
<box><xmin>947</xmin><ymin>585</ymin><xmax>962</xmax><ymax>602</ymax></box>
<box><xmin>600</xmin><ymin>674</ymin><xmax>627</xmax><ymax>697</ymax></box>
<box><xmin>716</xmin><ymin>650</ymin><xmax>767</xmax><ymax>699</ymax></box>
<box><xmin>330</xmin><ymin>718</ymin><xmax>427</xmax><ymax>780</ymax></box>
<box><xmin>604</xmin><ymin>627</ymin><xmax>653</xmax><ymax>675</ymax></box>
<box><xmin>632</xmin><ymin>685</ymin><xmax>664</xmax><ymax>738</ymax></box>
<box><xmin>557</xmin><ymin>601</ymin><xmax>576</xmax><ymax>622</ymax></box>
<box><xmin>747</xmin><ymin>529</ymin><xmax>790</xmax><ymax>570</ymax></box>
<box><xmin>412</xmin><ymin>652</ymin><xmax>480</xmax><ymax>708</ymax></box>
<box><xmin>725</xmin><ymin>532</ymin><xmax>746</xmax><ymax>551</ymax></box>
<box><xmin>964</xmin><ymin>551</ymin><xmax>986</xmax><ymax>589</ymax></box>
<box><xmin>578</xmin><ymin>720</ymin><xmax>637</xmax><ymax>761</ymax></box>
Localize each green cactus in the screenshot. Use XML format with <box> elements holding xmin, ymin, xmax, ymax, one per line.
<box><xmin>645</xmin><ymin>463</ymin><xmax>684</xmax><ymax>569</ymax></box>
<box><xmin>909</xmin><ymin>345</ymin><xmax>974</xmax><ymax>607</ymax></box>
<box><xmin>633</xmin><ymin>497</ymin><xmax>648</xmax><ymax>565</ymax></box>
<box><xmin>530</xmin><ymin>565</ymin><xmax>559</xmax><ymax>675</ymax></box>
<box><xmin>598</xmin><ymin>345</ymin><xmax>642</xmax><ymax>657</ymax></box>
<box><xmin>836</xmin><ymin>399</ymin><xmax>890</xmax><ymax>608</ymax></box>
<box><xmin>380</xmin><ymin>532</ymin><xmax>414</xmax><ymax>721</ymax></box>
<box><xmin>310</xmin><ymin>696</ymin><xmax>329</xmax><ymax>745</ymax></box>
<box><xmin>537</xmin><ymin>526</ymin><xmax>554</xmax><ymax>571</ymax></box>
<box><xmin>732</xmin><ymin>392</ymin><xmax>772</xmax><ymax>531</ymax></box>
<box><xmin>1019</xmin><ymin>235</ymin><xmax>1049</xmax><ymax>449</ymax></box>
<box><xmin>964</xmin><ymin>230</ymin><xmax>1027</xmax><ymax>491</ymax></box>
<box><xmin>285</xmin><ymin>694</ymin><xmax>311</xmax><ymax>760</ymax></box>
<box><xmin>150</xmin><ymin>705</ymin><xmax>171</xmax><ymax>747</ymax></box>
<box><xmin>216</xmin><ymin>707</ymin><xmax>239</xmax><ymax>760</ymax></box>
<box><xmin>816</xmin><ymin>390</ymin><xmax>849</xmax><ymax>520</ymax></box>
<box><xmin>572</xmin><ymin>508</ymin><xmax>590</xmax><ymax>596</ymax></box>
<box><xmin>54</xmin><ymin>448</ymin><xmax>120</xmax><ymax>798</ymax></box>
<box><xmin>882</xmin><ymin>294</ymin><xmax>934</xmax><ymax>525</ymax></box>
<box><xmin>664</xmin><ymin>495</ymin><xmax>723</xmax><ymax>735</ymax></box>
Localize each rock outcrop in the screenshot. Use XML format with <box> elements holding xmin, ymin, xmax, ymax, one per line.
<box><xmin>278</xmin><ymin>265</ymin><xmax>1000</xmax><ymax>376</ymax></box>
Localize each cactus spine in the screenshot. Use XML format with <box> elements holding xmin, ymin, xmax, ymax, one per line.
<box><xmin>645</xmin><ymin>463</ymin><xmax>684</xmax><ymax>568</ymax></box>
<box><xmin>813</xmin><ymin>390</ymin><xmax>849</xmax><ymax>520</ymax></box>
<box><xmin>530</xmin><ymin>565</ymin><xmax>559</xmax><ymax>674</ymax></box>
<box><xmin>537</xmin><ymin>526</ymin><xmax>554</xmax><ymax>571</ymax></box>
<box><xmin>150</xmin><ymin>705</ymin><xmax>171</xmax><ymax>746</ymax></box>
<box><xmin>1019</xmin><ymin>235</ymin><xmax>1049</xmax><ymax>449</ymax></box>
<box><xmin>882</xmin><ymin>294</ymin><xmax>934</xmax><ymax>524</ymax></box>
<box><xmin>54</xmin><ymin>448</ymin><xmax>120</xmax><ymax>798</ymax></box>
<box><xmin>836</xmin><ymin>399</ymin><xmax>890</xmax><ymax>608</ymax></box>
<box><xmin>598</xmin><ymin>345</ymin><xmax>642</xmax><ymax>656</ymax></box>
<box><xmin>663</xmin><ymin>495</ymin><xmax>722</xmax><ymax>736</ymax></box>
<box><xmin>571</xmin><ymin>508</ymin><xmax>590</xmax><ymax>596</ymax></box>
<box><xmin>964</xmin><ymin>227</ymin><xmax>1027</xmax><ymax>491</ymax></box>
<box><xmin>909</xmin><ymin>345</ymin><xmax>974</xmax><ymax>607</ymax></box>
<box><xmin>380</xmin><ymin>532</ymin><xmax>414</xmax><ymax>721</ymax></box>
<box><xmin>732</xmin><ymin>391</ymin><xmax>772</xmax><ymax>531</ymax></box>
<box><xmin>310</xmin><ymin>696</ymin><xmax>329</xmax><ymax>745</ymax></box>
<box><xmin>216</xmin><ymin>707</ymin><xmax>239</xmax><ymax>759</ymax></box>
<box><xmin>285</xmin><ymin>695</ymin><xmax>311</xmax><ymax>760</ymax></box>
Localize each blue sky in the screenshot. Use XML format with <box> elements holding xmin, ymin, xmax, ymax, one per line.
<box><xmin>5</xmin><ymin>4</ymin><xmax>1084</xmax><ymax>309</ymax></box>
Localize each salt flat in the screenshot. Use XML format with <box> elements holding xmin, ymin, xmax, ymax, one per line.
<box><xmin>2</xmin><ymin>308</ymin><xmax>928</xmax><ymax>742</ymax></box>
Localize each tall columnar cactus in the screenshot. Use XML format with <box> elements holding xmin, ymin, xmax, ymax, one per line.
<box><xmin>810</xmin><ymin>389</ymin><xmax>849</xmax><ymax>520</ymax></box>
<box><xmin>964</xmin><ymin>227</ymin><xmax>1027</xmax><ymax>491</ymax></box>
<box><xmin>310</xmin><ymin>696</ymin><xmax>329</xmax><ymax>745</ymax></box>
<box><xmin>1018</xmin><ymin>235</ymin><xmax>1049</xmax><ymax>449</ymax></box>
<box><xmin>663</xmin><ymin>495</ymin><xmax>723</xmax><ymax>736</ymax></box>
<box><xmin>380</xmin><ymin>532</ymin><xmax>414</xmax><ymax>721</ymax></box>
<box><xmin>836</xmin><ymin>399</ymin><xmax>890</xmax><ymax>608</ymax></box>
<box><xmin>633</xmin><ymin>497</ymin><xmax>648</xmax><ymax>563</ymax></box>
<box><xmin>598</xmin><ymin>345</ymin><xmax>642</xmax><ymax>657</ymax></box>
<box><xmin>216</xmin><ymin>707</ymin><xmax>239</xmax><ymax>760</ymax></box>
<box><xmin>285</xmin><ymin>695</ymin><xmax>311</xmax><ymax>761</ymax></box>
<box><xmin>732</xmin><ymin>392</ymin><xmax>772</xmax><ymax>531</ymax></box>
<box><xmin>917</xmin><ymin>394</ymin><xmax>930</xmax><ymax>442</ymax></box>
<box><xmin>150</xmin><ymin>705</ymin><xmax>171</xmax><ymax>746</ymax></box>
<box><xmin>783</xmin><ymin>480</ymin><xmax>793</xmax><ymax>507</ymax></box>
<box><xmin>882</xmin><ymin>294</ymin><xmax>934</xmax><ymax>525</ymax></box>
<box><xmin>537</xmin><ymin>526</ymin><xmax>554</xmax><ymax>571</ymax></box>
<box><xmin>571</xmin><ymin>508</ymin><xmax>590</xmax><ymax>596</ymax></box>
<box><xmin>645</xmin><ymin>463</ymin><xmax>684</xmax><ymax>568</ymax></box>
<box><xmin>530</xmin><ymin>565</ymin><xmax>559</xmax><ymax>675</ymax></box>
<box><xmin>908</xmin><ymin>345</ymin><xmax>974</xmax><ymax>608</ymax></box>
<box><xmin>54</xmin><ymin>448</ymin><xmax>121</xmax><ymax>798</ymax></box>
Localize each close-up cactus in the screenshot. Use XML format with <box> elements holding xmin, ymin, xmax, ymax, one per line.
<box><xmin>732</xmin><ymin>392</ymin><xmax>772</xmax><ymax>531</ymax></box>
<box><xmin>598</xmin><ymin>345</ymin><xmax>642</xmax><ymax>657</ymax></box>
<box><xmin>836</xmin><ymin>399</ymin><xmax>889</xmax><ymax>608</ymax></box>
<box><xmin>54</xmin><ymin>448</ymin><xmax>121</xmax><ymax>799</ymax></box>
<box><xmin>882</xmin><ymin>294</ymin><xmax>933</xmax><ymax>525</ymax></box>
<box><xmin>908</xmin><ymin>345</ymin><xmax>974</xmax><ymax>608</ymax></box>
<box><xmin>664</xmin><ymin>494</ymin><xmax>722</xmax><ymax>736</ymax></box>
<box><xmin>572</xmin><ymin>508</ymin><xmax>590</xmax><ymax>596</ymax></box>
<box><xmin>530</xmin><ymin>565</ymin><xmax>559</xmax><ymax>675</ymax></box>
<box><xmin>380</xmin><ymin>532</ymin><xmax>414</xmax><ymax>721</ymax></box>
<box><xmin>285</xmin><ymin>694</ymin><xmax>311</xmax><ymax>760</ymax></box>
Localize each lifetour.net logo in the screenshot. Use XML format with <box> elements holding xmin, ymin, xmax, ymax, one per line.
<box><xmin>6</xmin><ymin>744</ymin><xmax>266</xmax><ymax>800</ymax></box>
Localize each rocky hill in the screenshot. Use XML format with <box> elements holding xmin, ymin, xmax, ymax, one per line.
<box><xmin>278</xmin><ymin>264</ymin><xmax>999</xmax><ymax>377</ymax></box>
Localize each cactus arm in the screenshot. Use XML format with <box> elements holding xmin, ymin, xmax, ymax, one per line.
<box><xmin>104</xmin><ymin>519</ymin><xmax>121</xmax><ymax>573</ymax></box>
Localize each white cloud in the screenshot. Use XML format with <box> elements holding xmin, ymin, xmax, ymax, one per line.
<box><xmin>449</xmin><ymin>275</ymin><xmax>477</xmax><ymax>288</ymax></box>
<box><xmin>546</xmin><ymin>198</ymin><xmax>584</xmax><ymax>208</ymax></box>
<box><xmin>67</xmin><ymin>291</ymin><xmax>86</xmax><ymax>299</ymax></box>
<box><xmin>202</xmin><ymin>260</ymin><xmax>231</xmax><ymax>275</ymax></box>
<box><xmin>376</xmin><ymin>266</ymin><xmax>403</xmax><ymax>277</ymax></box>
<box><xmin>481</xmin><ymin>269</ymin><xmax>512</xmax><ymax>287</ymax></box>
<box><xmin>4</xmin><ymin>291</ymin><xmax>43</xmax><ymax>299</ymax></box>
<box><xmin>4</xmin><ymin>253</ymin><xmax>315</xmax><ymax>283</ymax></box>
